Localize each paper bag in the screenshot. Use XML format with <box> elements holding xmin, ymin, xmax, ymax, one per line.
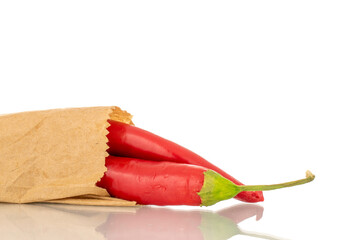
<box><xmin>0</xmin><ymin>106</ymin><xmax>136</xmax><ymax>206</ymax></box>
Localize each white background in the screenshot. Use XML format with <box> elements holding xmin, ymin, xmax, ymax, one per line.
<box><xmin>0</xmin><ymin>1</ymin><xmax>359</xmax><ymax>239</ymax></box>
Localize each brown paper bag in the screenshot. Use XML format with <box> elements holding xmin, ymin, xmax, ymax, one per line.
<box><xmin>0</xmin><ymin>106</ymin><xmax>137</xmax><ymax>206</ymax></box>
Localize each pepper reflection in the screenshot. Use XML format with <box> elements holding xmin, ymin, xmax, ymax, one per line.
<box><xmin>97</xmin><ymin>204</ymin><xmax>270</xmax><ymax>240</ymax></box>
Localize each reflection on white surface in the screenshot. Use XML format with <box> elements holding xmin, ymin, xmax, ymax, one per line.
<box><xmin>0</xmin><ymin>203</ymin><xmax>287</xmax><ymax>240</ymax></box>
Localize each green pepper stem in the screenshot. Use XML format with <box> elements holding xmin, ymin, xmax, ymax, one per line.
<box><xmin>237</xmin><ymin>170</ymin><xmax>315</xmax><ymax>192</ymax></box>
<box><xmin>198</xmin><ymin>170</ymin><xmax>315</xmax><ymax>206</ymax></box>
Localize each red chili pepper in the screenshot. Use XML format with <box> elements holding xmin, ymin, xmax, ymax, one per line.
<box><xmin>106</xmin><ymin>120</ymin><xmax>264</xmax><ymax>203</ymax></box>
<box><xmin>97</xmin><ymin>156</ymin><xmax>315</xmax><ymax>206</ymax></box>
<box><xmin>97</xmin><ymin>156</ymin><xmax>205</xmax><ymax>206</ymax></box>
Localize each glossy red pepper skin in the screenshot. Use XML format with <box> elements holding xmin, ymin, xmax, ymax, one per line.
<box><xmin>96</xmin><ymin>156</ymin><xmax>205</xmax><ymax>206</ymax></box>
<box><xmin>107</xmin><ymin>120</ymin><xmax>264</xmax><ymax>203</ymax></box>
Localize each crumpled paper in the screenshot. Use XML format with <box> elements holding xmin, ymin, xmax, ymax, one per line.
<box><xmin>0</xmin><ymin>106</ymin><xmax>136</xmax><ymax>206</ymax></box>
